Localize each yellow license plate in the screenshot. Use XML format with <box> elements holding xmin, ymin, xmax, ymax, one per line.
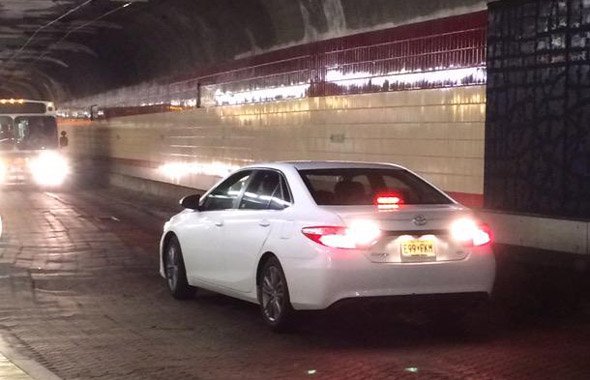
<box><xmin>8</xmin><ymin>160</ymin><xmax>25</xmax><ymax>171</ymax></box>
<box><xmin>401</xmin><ymin>239</ymin><xmax>435</xmax><ymax>257</ymax></box>
<box><xmin>9</xmin><ymin>158</ymin><xmax>25</xmax><ymax>167</ymax></box>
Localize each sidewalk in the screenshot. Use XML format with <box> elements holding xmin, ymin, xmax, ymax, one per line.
<box><xmin>0</xmin><ymin>338</ymin><xmax>61</xmax><ymax>380</ymax></box>
<box><xmin>0</xmin><ymin>353</ymin><xmax>35</xmax><ymax>380</ymax></box>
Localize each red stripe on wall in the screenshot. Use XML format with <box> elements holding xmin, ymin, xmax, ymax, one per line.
<box><xmin>448</xmin><ymin>192</ymin><xmax>484</xmax><ymax>208</ymax></box>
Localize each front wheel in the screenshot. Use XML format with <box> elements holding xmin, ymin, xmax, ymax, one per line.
<box><xmin>164</xmin><ymin>236</ymin><xmax>196</xmax><ymax>300</ymax></box>
<box><xmin>258</xmin><ymin>256</ymin><xmax>295</xmax><ymax>332</ymax></box>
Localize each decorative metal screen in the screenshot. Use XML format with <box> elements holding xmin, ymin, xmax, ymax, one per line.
<box><xmin>485</xmin><ymin>0</ymin><xmax>590</xmax><ymax>219</ymax></box>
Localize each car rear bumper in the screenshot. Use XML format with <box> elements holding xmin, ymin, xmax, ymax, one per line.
<box><xmin>283</xmin><ymin>246</ymin><xmax>496</xmax><ymax>310</ymax></box>
<box><xmin>327</xmin><ymin>291</ymin><xmax>489</xmax><ymax>313</ymax></box>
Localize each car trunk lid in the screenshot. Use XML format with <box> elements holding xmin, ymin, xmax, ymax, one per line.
<box><xmin>320</xmin><ymin>204</ymin><xmax>474</xmax><ymax>263</ymax></box>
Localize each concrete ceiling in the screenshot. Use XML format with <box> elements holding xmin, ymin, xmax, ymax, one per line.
<box><xmin>0</xmin><ymin>0</ymin><xmax>486</xmax><ymax>101</ymax></box>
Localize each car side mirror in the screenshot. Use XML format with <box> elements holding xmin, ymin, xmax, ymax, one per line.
<box><xmin>180</xmin><ymin>194</ymin><xmax>202</xmax><ymax>210</ymax></box>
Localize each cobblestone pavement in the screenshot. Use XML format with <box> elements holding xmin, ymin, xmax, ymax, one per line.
<box><xmin>0</xmin><ymin>185</ymin><xmax>589</xmax><ymax>379</ymax></box>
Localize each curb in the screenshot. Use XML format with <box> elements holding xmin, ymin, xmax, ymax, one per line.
<box><xmin>0</xmin><ymin>335</ymin><xmax>61</xmax><ymax>380</ymax></box>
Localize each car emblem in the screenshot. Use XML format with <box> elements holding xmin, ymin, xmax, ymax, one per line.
<box><xmin>412</xmin><ymin>215</ymin><xmax>427</xmax><ymax>226</ymax></box>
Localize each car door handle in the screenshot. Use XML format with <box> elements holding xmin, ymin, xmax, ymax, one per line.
<box><xmin>259</xmin><ymin>220</ymin><xmax>270</xmax><ymax>227</ymax></box>
<box><xmin>214</xmin><ymin>220</ymin><xmax>224</xmax><ymax>227</ymax></box>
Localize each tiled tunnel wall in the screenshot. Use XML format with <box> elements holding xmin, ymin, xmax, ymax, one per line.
<box><xmin>59</xmin><ymin>86</ymin><xmax>486</xmax><ymax>205</ymax></box>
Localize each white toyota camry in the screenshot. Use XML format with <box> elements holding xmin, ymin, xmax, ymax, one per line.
<box><xmin>159</xmin><ymin>161</ymin><xmax>495</xmax><ymax>330</ymax></box>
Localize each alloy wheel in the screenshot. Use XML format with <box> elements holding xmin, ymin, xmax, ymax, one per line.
<box><xmin>166</xmin><ymin>244</ymin><xmax>179</xmax><ymax>291</ymax></box>
<box><xmin>261</xmin><ymin>265</ymin><xmax>285</xmax><ymax>322</ymax></box>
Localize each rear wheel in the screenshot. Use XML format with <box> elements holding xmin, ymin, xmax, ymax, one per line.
<box><xmin>165</xmin><ymin>236</ymin><xmax>195</xmax><ymax>300</ymax></box>
<box><xmin>258</xmin><ymin>256</ymin><xmax>295</xmax><ymax>332</ymax></box>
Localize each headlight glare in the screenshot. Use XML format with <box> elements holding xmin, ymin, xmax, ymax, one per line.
<box><xmin>450</xmin><ymin>218</ymin><xmax>492</xmax><ymax>247</ymax></box>
<box><xmin>28</xmin><ymin>151</ymin><xmax>69</xmax><ymax>186</ymax></box>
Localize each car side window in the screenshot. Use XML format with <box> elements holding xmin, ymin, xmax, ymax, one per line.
<box><xmin>201</xmin><ymin>171</ymin><xmax>252</xmax><ymax>211</ymax></box>
<box><xmin>239</xmin><ymin>170</ymin><xmax>293</xmax><ymax>210</ymax></box>
<box><xmin>269</xmin><ymin>175</ymin><xmax>293</xmax><ymax>210</ymax></box>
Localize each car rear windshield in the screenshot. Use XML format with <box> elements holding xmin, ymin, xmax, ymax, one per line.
<box><xmin>298</xmin><ymin>168</ymin><xmax>452</xmax><ymax>206</ymax></box>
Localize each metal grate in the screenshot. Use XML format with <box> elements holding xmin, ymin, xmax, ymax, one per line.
<box><xmin>485</xmin><ymin>0</ymin><xmax>590</xmax><ymax>219</ymax></box>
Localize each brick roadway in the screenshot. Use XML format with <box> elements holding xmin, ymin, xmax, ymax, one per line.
<box><xmin>0</xmin><ymin>186</ymin><xmax>589</xmax><ymax>379</ymax></box>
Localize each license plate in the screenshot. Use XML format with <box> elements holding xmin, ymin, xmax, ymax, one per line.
<box><xmin>8</xmin><ymin>158</ymin><xmax>25</xmax><ymax>170</ymax></box>
<box><xmin>401</xmin><ymin>239</ymin><xmax>435</xmax><ymax>257</ymax></box>
<box><xmin>8</xmin><ymin>163</ymin><xmax>25</xmax><ymax>173</ymax></box>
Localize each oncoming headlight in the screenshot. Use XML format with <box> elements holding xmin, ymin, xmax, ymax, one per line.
<box><xmin>28</xmin><ymin>151</ymin><xmax>69</xmax><ymax>186</ymax></box>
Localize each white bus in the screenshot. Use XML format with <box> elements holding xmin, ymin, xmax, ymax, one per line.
<box><xmin>0</xmin><ymin>99</ymin><xmax>69</xmax><ymax>186</ymax></box>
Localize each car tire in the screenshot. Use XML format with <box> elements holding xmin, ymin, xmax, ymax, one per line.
<box><xmin>258</xmin><ymin>256</ymin><xmax>295</xmax><ymax>332</ymax></box>
<box><xmin>164</xmin><ymin>236</ymin><xmax>196</xmax><ymax>300</ymax></box>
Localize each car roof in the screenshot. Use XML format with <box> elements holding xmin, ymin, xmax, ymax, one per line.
<box><xmin>244</xmin><ymin>161</ymin><xmax>407</xmax><ymax>171</ymax></box>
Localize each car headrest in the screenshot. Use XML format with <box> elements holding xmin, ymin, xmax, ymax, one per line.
<box><xmin>334</xmin><ymin>180</ymin><xmax>366</xmax><ymax>203</ymax></box>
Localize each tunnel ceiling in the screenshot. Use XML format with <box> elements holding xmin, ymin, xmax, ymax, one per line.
<box><xmin>0</xmin><ymin>0</ymin><xmax>485</xmax><ymax>101</ymax></box>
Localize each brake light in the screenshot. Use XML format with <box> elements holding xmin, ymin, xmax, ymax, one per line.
<box><xmin>302</xmin><ymin>220</ymin><xmax>382</xmax><ymax>249</ymax></box>
<box><xmin>450</xmin><ymin>218</ymin><xmax>492</xmax><ymax>247</ymax></box>
<box><xmin>374</xmin><ymin>192</ymin><xmax>404</xmax><ymax>210</ymax></box>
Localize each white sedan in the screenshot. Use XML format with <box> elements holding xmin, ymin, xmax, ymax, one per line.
<box><xmin>159</xmin><ymin>161</ymin><xmax>495</xmax><ymax>330</ymax></box>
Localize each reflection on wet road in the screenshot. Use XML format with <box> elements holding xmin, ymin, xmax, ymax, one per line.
<box><xmin>0</xmin><ymin>186</ymin><xmax>589</xmax><ymax>379</ymax></box>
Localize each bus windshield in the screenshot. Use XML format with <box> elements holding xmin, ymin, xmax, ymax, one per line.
<box><xmin>0</xmin><ymin>116</ymin><xmax>58</xmax><ymax>151</ymax></box>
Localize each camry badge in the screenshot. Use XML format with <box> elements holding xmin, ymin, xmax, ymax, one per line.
<box><xmin>412</xmin><ymin>215</ymin><xmax>427</xmax><ymax>226</ymax></box>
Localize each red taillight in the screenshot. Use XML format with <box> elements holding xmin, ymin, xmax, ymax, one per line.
<box><xmin>302</xmin><ymin>226</ymin><xmax>347</xmax><ymax>247</ymax></box>
<box><xmin>450</xmin><ymin>218</ymin><xmax>492</xmax><ymax>247</ymax></box>
<box><xmin>302</xmin><ymin>221</ymin><xmax>382</xmax><ymax>249</ymax></box>
<box><xmin>473</xmin><ymin>223</ymin><xmax>493</xmax><ymax>247</ymax></box>
<box><xmin>374</xmin><ymin>192</ymin><xmax>404</xmax><ymax>210</ymax></box>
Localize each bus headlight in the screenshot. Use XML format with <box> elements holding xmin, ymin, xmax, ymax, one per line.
<box><xmin>28</xmin><ymin>151</ymin><xmax>69</xmax><ymax>186</ymax></box>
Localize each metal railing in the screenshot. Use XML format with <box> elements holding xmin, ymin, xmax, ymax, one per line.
<box><xmin>59</xmin><ymin>12</ymin><xmax>487</xmax><ymax>117</ymax></box>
